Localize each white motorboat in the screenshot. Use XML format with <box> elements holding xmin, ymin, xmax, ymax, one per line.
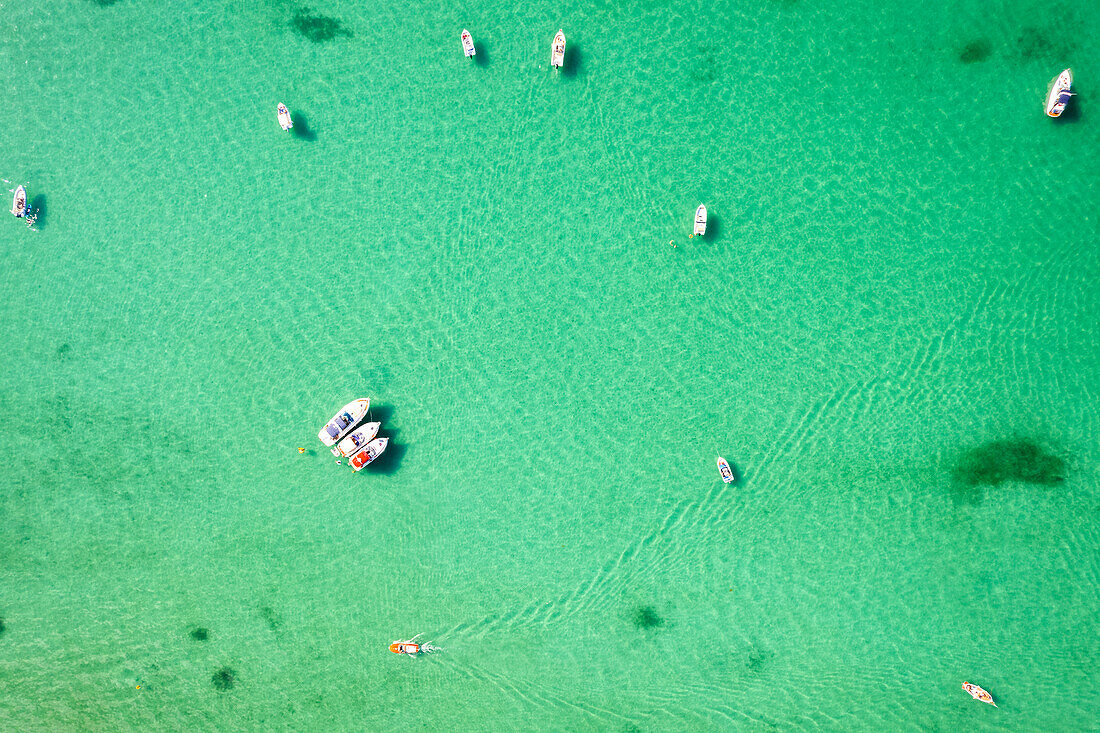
<box><xmin>277</xmin><ymin>103</ymin><xmax>293</xmax><ymax>131</ymax></box>
<box><xmin>11</xmin><ymin>186</ymin><xmax>26</xmax><ymax>218</ymax></box>
<box><xmin>461</xmin><ymin>29</ymin><xmax>476</xmax><ymax>58</ymax></box>
<box><xmin>717</xmin><ymin>456</ymin><xmax>734</xmax><ymax>484</ymax></box>
<box><xmin>1045</xmin><ymin>69</ymin><xmax>1074</xmax><ymax>118</ymax></box>
<box><xmin>333</xmin><ymin>421</ymin><xmax>381</xmax><ymax>458</ymax></box>
<box><xmin>962</xmin><ymin>681</ymin><xmax>997</xmax><ymax>707</ymax></box>
<box><xmin>693</xmin><ymin>204</ymin><xmax>707</xmax><ymax>236</ymax></box>
<box><xmin>551</xmin><ymin>30</ymin><xmax>565</xmax><ymax>69</ymax></box>
<box><xmin>318</xmin><ymin>398</ymin><xmax>370</xmax><ymax>446</ymax></box>
<box><xmin>349</xmin><ymin>437</ymin><xmax>389</xmax><ymax>471</ymax></box>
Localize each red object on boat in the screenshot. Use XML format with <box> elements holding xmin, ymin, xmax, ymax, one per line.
<box><xmin>962</xmin><ymin>682</ymin><xmax>997</xmax><ymax>706</ymax></box>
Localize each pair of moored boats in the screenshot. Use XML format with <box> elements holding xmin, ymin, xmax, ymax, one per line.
<box><xmin>318</xmin><ymin>398</ymin><xmax>389</xmax><ymax>471</ymax></box>
<box><xmin>456</xmin><ymin>29</ymin><xmax>565</xmax><ymax>68</ymax></box>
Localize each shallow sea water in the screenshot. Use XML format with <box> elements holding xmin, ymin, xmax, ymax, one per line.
<box><xmin>1</xmin><ymin>0</ymin><xmax>1098</xmax><ymax>729</ymax></box>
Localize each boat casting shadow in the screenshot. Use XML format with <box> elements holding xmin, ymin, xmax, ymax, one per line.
<box><xmin>473</xmin><ymin>42</ymin><xmax>489</xmax><ymax>67</ymax></box>
<box><xmin>1053</xmin><ymin>95</ymin><xmax>1082</xmax><ymax>124</ymax></box>
<box><xmin>29</xmin><ymin>194</ymin><xmax>47</xmax><ymax>230</ymax></box>
<box><xmin>363</xmin><ymin>430</ymin><xmax>406</xmax><ymax>475</ymax></box>
<box><xmin>291</xmin><ymin>112</ymin><xmax>317</xmax><ymax>141</ymax></box>
<box><xmin>560</xmin><ymin>43</ymin><xmax>582</xmax><ymax>77</ymax></box>
<box><xmin>702</xmin><ymin>212</ymin><xmax>721</xmax><ymax>241</ymax></box>
<box><xmin>726</xmin><ymin>460</ymin><xmax>745</xmax><ymax>486</ymax></box>
<box><xmin>366</xmin><ymin>403</ymin><xmax>394</xmax><ymax>425</ymax></box>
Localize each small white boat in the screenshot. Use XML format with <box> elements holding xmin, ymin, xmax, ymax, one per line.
<box><xmin>962</xmin><ymin>681</ymin><xmax>997</xmax><ymax>707</ymax></box>
<box><xmin>277</xmin><ymin>103</ymin><xmax>293</xmax><ymax>131</ymax></box>
<box><xmin>11</xmin><ymin>186</ymin><xmax>26</xmax><ymax>218</ymax></box>
<box><xmin>717</xmin><ymin>456</ymin><xmax>734</xmax><ymax>484</ymax></box>
<box><xmin>318</xmin><ymin>398</ymin><xmax>370</xmax><ymax>446</ymax></box>
<box><xmin>1045</xmin><ymin>69</ymin><xmax>1074</xmax><ymax>118</ymax></box>
<box><xmin>693</xmin><ymin>205</ymin><xmax>707</xmax><ymax>236</ymax></box>
<box><xmin>551</xmin><ymin>30</ymin><xmax>565</xmax><ymax>69</ymax></box>
<box><xmin>333</xmin><ymin>421</ymin><xmax>381</xmax><ymax>458</ymax></box>
<box><xmin>461</xmin><ymin>29</ymin><xmax>475</xmax><ymax>58</ymax></box>
<box><xmin>349</xmin><ymin>437</ymin><xmax>389</xmax><ymax>471</ymax></box>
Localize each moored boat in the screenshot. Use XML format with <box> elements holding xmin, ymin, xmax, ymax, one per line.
<box><xmin>551</xmin><ymin>30</ymin><xmax>565</xmax><ymax>68</ymax></box>
<box><xmin>962</xmin><ymin>682</ymin><xmax>997</xmax><ymax>707</ymax></box>
<box><xmin>318</xmin><ymin>398</ymin><xmax>371</xmax><ymax>446</ymax></box>
<box><xmin>11</xmin><ymin>185</ymin><xmax>26</xmax><ymax>218</ymax></box>
<box><xmin>461</xmin><ymin>29</ymin><xmax>476</xmax><ymax>58</ymax></box>
<box><xmin>693</xmin><ymin>204</ymin><xmax>707</xmax><ymax>236</ymax></box>
<box><xmin>277</xmin><ymin>103</ymin><xmax>293</xmax><ymax>131</ymax></box>
<box><xmin>333</xmin><ymin>421</ymin><xmax>381</xmax><ymax>458</ymax></box>
<box><xmin>1045</xmin><ymin>69</ymin><xmax>1074</xmax><ymax>118</ymax></box>
<box><xmin>349</xmin><ymin>437</ymin><xmax>389</xmax><ymax>471</ymax></box>
<box><xmin>717</xmin><ymin>456</ymin><xmax>734</xmax><ymax>484</ymax></box>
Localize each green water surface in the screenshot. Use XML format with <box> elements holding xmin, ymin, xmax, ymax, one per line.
<box><xmin>1</xmin><ymin>0</ymin><xmax>1098</xmax><ymax>729</ymax></box>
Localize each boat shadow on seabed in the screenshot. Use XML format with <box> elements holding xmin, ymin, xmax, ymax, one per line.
<box><xmin>473</xmin><ymin>42</ymin><xmax>489</xmax><ymax>68</ymax></box>
<box><xmin>356</xmin><ymin>403</ymin><xmax>406</xmax><ymax>475</ymax></box>
<box><xmin>723</xmin><ymin>459</ymin><xmax>744</xmax><ymax>486</ymax></box>
<box><xmin>361</xmin><ymin>429</ymin><xmax>405</xmax><ymax>474</ymax></box>
<box><xmin>1053</xmin><ymin>93</ymin><xmax>1082</xmax><ymax>124</ymax></box>
<box><xmin>290</xmin><ymin>112</ymin><xmax>317</xmax><ymax>141</ymax></box>
<box><xmin>559</xmin><ymin>42</ymin><xmax>582</xmax><ymax>78</ymax></box>
<box><xmin>27</xmin><ymin>194</ymin><xmax>45</xmax><ymax>230</ymax></box>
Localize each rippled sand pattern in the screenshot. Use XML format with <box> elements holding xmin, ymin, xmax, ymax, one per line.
<box><xmin>0</xmin><ymin>0</ymin><xmax>1098</xmax><ymax>729</ymax></box>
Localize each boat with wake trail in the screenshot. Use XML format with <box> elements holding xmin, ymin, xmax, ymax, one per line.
<box><xmin>390</xmin><ymin>634</ymin><xmax>439</xmax><ymax>656</ymax></box>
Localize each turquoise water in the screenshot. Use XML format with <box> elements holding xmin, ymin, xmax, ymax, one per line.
<box><xmin>1</xmin><ymin>0</ymin><xmax>1098</xmax><ymax>729</ymax></box>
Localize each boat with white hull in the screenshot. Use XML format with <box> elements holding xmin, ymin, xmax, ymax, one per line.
<box><xmin>318</xmin><ymin>398</ymin><xmax>370</xmax><ymax>446</ymax></box>
<box><xmin>349</xmin><ymin>437</ymin><xmax>388</xmax><ymax>471</ymax></box>
<box><xmin>717</xmin><ymin>456</ymin><xmax>734</xmax><ymax>483</ymax></box>
<box><xmin>333</xmin><ymin>421</ymin><xmax>381</xmax><ymax>458</ymax></box>
<box><xmin>551</xmin><ymin>30</ymin><xmax>565</xmax><ymax>69</ymax></box>
<box><xmin>277</xmin><ymin>103</ymin><xmax>293</xmax><ymax>131</ymax></box>
<box><xmin>1045</xmin><ymin>69</ymin><xmax>1073</xmax><ymax>118</ymax></box>
<box><xmin>693</xmin><ymin>204</ymin><xmax>707</xmax><ymax>236</ymax></box>
<box><xmin>11</xmin><ymin>186</ymin><xmax>26</xmax><ymax>218</ymax></box>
